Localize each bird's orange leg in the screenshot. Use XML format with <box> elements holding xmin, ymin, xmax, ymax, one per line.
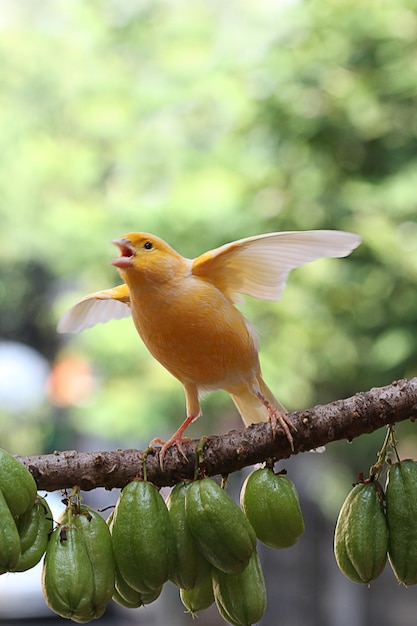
<box><xmin>151</xmin><ymin>384</ymin><xmax>201</xmax><ymax>467</ymax></box>
<box><xmin>256</xmin><ymin>392</ymin><xmax>296</xmax><ymax>451</ymax></box>
<box><xmin>150</xmin><ymin>415</ymin><xmax>195</xmax><ymax>466</ymax></box>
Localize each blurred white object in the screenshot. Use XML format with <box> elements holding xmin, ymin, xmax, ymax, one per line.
<box><xmin>0</xmin><ymin>341</ymin><xmax>50</xmax><ymax>412</ymax></box>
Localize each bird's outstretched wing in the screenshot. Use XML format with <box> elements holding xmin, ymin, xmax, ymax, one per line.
<box><xmin>192</xmin><ymin>230</ymin><xmax>361</xmax><ymax>303</ymax></box>
<box><xmin>57</xmin><ymin>284</ymin><xmax>131</xmax><ymax>334</ymax></box>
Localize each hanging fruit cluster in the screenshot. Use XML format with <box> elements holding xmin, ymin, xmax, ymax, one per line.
<box><xmin>0</xmin><ymin>448</ymin><xmax>52</xmax><ymax>574</ymax></box>
<box><xmin>106</xmin><ymin>469</ymin><xmax>304</xmax><ymax>626</ymax></box>
<box><xmin>43</xmin><ymin>503</ymin><xmax>115</xmax><ymax>621</ymax></box>
<box><xmin>0</xmin><ymin>448</ymin><xmax>305</xmax><ymax>626</ymax></box>
<box><xmin>4</xmin><ymin>422</ymin><xmax>417</xmax><ymax>624</ymax></box>
<box><xmin>334</xmin><ymin>425</ymin><xmax>417</xmax><ymax>586</ymax></box>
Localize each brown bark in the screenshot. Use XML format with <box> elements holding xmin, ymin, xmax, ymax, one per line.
<box><xmin>19</xmin><ymin>378</ymin><xmax>417</xmax><ymax>492</ymax></box>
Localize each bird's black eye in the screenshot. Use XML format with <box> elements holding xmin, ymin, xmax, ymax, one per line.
<box><xmin>144</xmin><ymin>241</ymin><xmax>153</xmax><ymax>250</ymax></box>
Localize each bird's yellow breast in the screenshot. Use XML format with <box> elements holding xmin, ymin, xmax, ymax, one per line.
<box><xmin>127</xmin><ymin>275</ymin><xmax>259</xmax><ymax>389</ymax></box>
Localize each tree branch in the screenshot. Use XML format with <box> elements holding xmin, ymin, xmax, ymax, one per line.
<box><xmin>19</xmin><ymin>378</ymin><xmax>417</xmax><ymax>492</ymax></box>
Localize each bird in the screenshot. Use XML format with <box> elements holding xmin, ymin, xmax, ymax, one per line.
<box><xmin>58</xmin><ymin>229</ymin><xmax>361</xmax><ymax>461</ymax></box>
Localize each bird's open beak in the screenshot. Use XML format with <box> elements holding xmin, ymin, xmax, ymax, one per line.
<box><xmin>110</xmin><ymin>238</ymin><xmax>135</xmax><ymax>269</ymax></box>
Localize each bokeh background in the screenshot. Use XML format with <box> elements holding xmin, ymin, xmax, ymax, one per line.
<box><xmin>0</xmin><ymin>0</ymin><xmax>417</xmax><ymax>624</ymax></box>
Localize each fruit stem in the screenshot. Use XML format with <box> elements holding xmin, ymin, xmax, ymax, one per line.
<box><xmin>388</xmin><ymin>425</ymin><xmax>401</xmax><ymax>463</ymax></box>
<box><xmin>194</xmin><ymin>437</ymin><xmax>208</xmax><ymax>480</ymax></box>
<box><xmin>371</xmin><ymin>424</ymin><xmax>397</xmax><ymax>480</ymax></box>
<box><xmin>142</xmin><ymin>446</ymin><xmax>155</xmax><ymax>482</ymax></box>
<box><xmin>220</xmin><ymin>474</ymin><xmax>229</xmax><ymax>489</ymax></box>
<box><xmin>66</xmin><ymin>486</ymin><xmax>81</xmax><ymax>523</ymax></box>
<box><xmin>265</xmin><ymin>458</ymin><xmax>275</xmax><ymax>471</ymax></box>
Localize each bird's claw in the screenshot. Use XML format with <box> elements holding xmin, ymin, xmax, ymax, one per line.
<box><xmin>268</xmin><ymin>408</ymin><xmax>296</xmax><ymax>451</ymax></box>
<box><xmin>150</xmin><ymin>435</ymin><xmax>192</xmax><ymax>469</ymax></box>
<box><xmin>257</xmin><ymin>392</ymin><xmax>296</xmax><ymax>451</ymax></box>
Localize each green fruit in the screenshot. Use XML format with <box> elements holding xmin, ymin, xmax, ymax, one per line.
<box><xmin>180</xmin><ymin>576</ymin><xmax>215</xmax><ymax>615</ymax></box>
<box><xmin>386</xmin><ymin>459</ymin><xmax>417</xmax><ymax>585</ymax></box>
<box><xmin>114</xmin><ymin>563</ymin><xmax>141</xmax><ymax>607</ymax></box>
<box><xmin>106</xmin><ymin>510</ymin><xmax>114</xmax><ymax>529</ymax></box>
<box><xmin>185</xmin><ymin>478</ymin><xmax>256</xmax><ymax>575</ymax></box>
<box><xmin>112</xmin><ymin>588</ymin><xmax>142</xmax><ymax>610</ymax></box>
<box><xmin>111</xmin><ymin>479</ymin><xmax>174</xmax><ymax>593</ymax></box>
<box><xmin>0</xmin><ymin>448</ymin><xmax>37</xmax><ymax>516</ymax></box>
<box><xmin>113</xmin><ymin>562</ymin><xmax>162</xmax><ymax>609</ymax></box>
<box><xmin>212</xmin><ymin>551</ymin><xmax>267</xmax><ymax>626</ymax></box>
<box><xmin>14</xmin><ymin>495</ymin><xmax>53</xmax><ymax>572</ymax></box>
<box><xmin>166</xmin><ymin>482</ymin><xmax>211</xmax><ymax>589</ymax></box>
<box><xmin>42</xmin><ymin>523</ymin><xmax>95</xmax><ymax>621</ymax></box>
<box><xmin>334</xmin><ymin>481</ymin><xmax>388</xmax><ymax>584</ymax></box>
<box><xmin>112</xmin><ymin>588</ymin><xmax>136</xmax><ymax>610</ymax></box>
<box><xmin>240</xmin><ymin>468</ymin><xmax>304</xmax><ymax>549</ymax></box>
<box><xmin>0</xmin><ymin>488</ymin><xmax>21</xmax><ymax>572</ymax></box>
<box><xmin>59</xmin><ymin>505</ymin><xmax>115</xmax><ymax>615</ymax></box>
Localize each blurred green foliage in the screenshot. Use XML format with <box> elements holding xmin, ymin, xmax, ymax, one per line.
<box><xmin>0</xmin><ymin>0</ymin><xmax>416</xmax><ymax>460</ymax></box>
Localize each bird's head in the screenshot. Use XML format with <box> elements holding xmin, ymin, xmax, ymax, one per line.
<box><xmin>111</xmin><ymin>232</ymin><xmax>186</xmax><ymax>285</ymax></box>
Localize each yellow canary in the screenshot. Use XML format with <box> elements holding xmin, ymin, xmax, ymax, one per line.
<box><xmin>58</xmin><ymin>230</ymin><xmax>360</xmax><ymax>459</ymax></box>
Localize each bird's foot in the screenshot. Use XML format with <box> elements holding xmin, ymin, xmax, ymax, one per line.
<box><xmin>150</xmin><ymin>416</ymin><xmax>195</xmax><ymax>468</ymax></box>
<box><xmin>257</xmin><ymin>392</ymin><xmax>296</xmax><ymax>451</ymax></box>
